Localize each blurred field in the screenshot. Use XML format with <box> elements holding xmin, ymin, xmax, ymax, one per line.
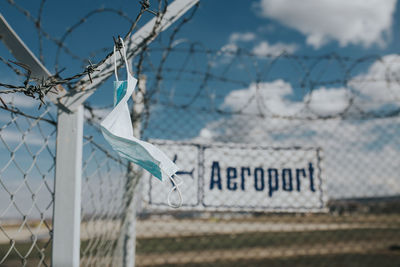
<box><xmin>1</xmin><ymin>213</ymin><xmax>399</xmax><ymax>266</ymax></box>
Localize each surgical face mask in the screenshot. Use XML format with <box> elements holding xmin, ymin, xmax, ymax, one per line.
<box><xmin>100</xmin><ymin>37</ymin><xmax>182</xmax><ymax>208</ymax></box>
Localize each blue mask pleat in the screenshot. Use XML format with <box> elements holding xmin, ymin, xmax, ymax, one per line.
<box><xmin>113</xmin><ymin>81</ymin><xmax>128</xmax><ymax>106</ymax></box>
<box><xmin>101</xmin><ymin>126</ymin><xmax>163</xmax><ymax>180</ymax></box>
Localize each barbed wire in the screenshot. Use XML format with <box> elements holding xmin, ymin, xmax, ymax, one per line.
<box><xmin>1</xmin><ymin>2</ymin><xmax>399</xmax><ymax>267</ymax></box>
<box><xmin>76</xmin><ymin>45</ymin><xmax>400</xmax><ymax>127</ymax></box>
<box><xmin>0</xmin><ymin>0</ymin><xmax>176</xmax><ymax>106</ymax></box>
<box><xmin>3</xmin><ymin>0</ymin><xmax>398</xmax><ymax>124</ymax></box>
<box><xmin>127</xmin><ymin>44</ymin><xmax>400</xmax><ymax>123</ymax></box>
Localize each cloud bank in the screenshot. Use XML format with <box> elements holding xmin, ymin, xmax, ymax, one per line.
<box><xmin>196</xmin><ymin>55</ymin><xmax>400</xmax><ymax>199</ymax></box>
<box><xmin>254</xmin><ymin>0</ymin><xmax>397</xmax><ymax>48</ymax></box>
<box><xmin>222</xmin><ymin>32</ymin><xmax>298</xmax><ymax>59</ymax></box>
<box><xmin>252</xmin><ymin>41</ymin><xmax>298</xmax><ymax>56</ymax></box>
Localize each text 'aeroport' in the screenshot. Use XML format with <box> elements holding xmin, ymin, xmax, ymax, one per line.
<box><xmin>209</xmin><ymin>162</ymin><xmax>316</xmax><ymax>197</ymax></box>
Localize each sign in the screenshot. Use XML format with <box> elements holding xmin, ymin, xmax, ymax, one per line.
<box><xmin>142</xmin><ymin>141</ymin><xmax>326</xmax><ymax>212</ymax></box>
<box><xmin>143</xmin><ymin>142</ymin><xmax>201</xmax><ymax>207</ymax></box>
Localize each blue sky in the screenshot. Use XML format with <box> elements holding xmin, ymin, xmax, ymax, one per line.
<box><xmin>1</xmin><ymin>0</ymin><xmax>400</xmax><ymax>215</ymax></box>
<box><xmin>2</xmin><ymin>0</ymin><xmax>400</xmax><ymax>73</ymax></box>
<box><xmin>1</xmin><ymin>0</ymin><xmax>399</xmax><ymax>106</ymax></box>
<box><xmin>189</xmin><ymin>0</ymin><xmax>400</xmax><ymax>56</ymax></box>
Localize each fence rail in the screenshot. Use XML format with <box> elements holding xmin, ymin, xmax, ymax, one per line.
<box><xmin>1</xmin><ymin>0</ymin><xmax>400</xmax><ymax>266</ymax></box>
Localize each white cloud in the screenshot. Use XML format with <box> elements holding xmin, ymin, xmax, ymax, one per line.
<box><xmin>254</xmin><ymin>0</ymin><xmax>397</xmax><ymax>48</ymax></box>
<box><xmin>0</xmin><ymin>129</ymin><xmax>54</xmax><ymax>147</ymax></box>
<box><xmin>1</xmin><ymin>94</ymin><xmax>36</xmax><ymax>108</ymax></box>
<box><xmin>228</xmin><ymin>32</ymin><xmax>256</xmax><ymax>43</ymax></box>
<box><xmin>219</xmin><ymin>43</ymin><xmax>239</xmax><ymax>55</ymax></box>
<box><xmin>197</xmin><ymin>128</ymin><xmax>214</xmax><ymax>141</ymax></box>
<box><xmin>84</xmin><ymin>106</ymin><xmax>111</xmax><ymax>124</ymax></box>
<box><xmin>214</xmin><ymin>54</ymin><xmax>400</xmax><ymax>118</ymax></box>
<box><xmin>349</xmin><ymin>54</ymin><xmax>400</xmax><ymax>108</ymax></box>
<box><xmin>252</xmin><ymin>41</ymin><xmax>297</xmax><ymax>56</ymax></box>
<box><xmin>212</xmin><ymin>44</ymin><xmax>240</xmax><ymax>66</ymax></box>
<box><xmin>308</xmin><ymin>87</ymin><xmax>349</xmax><ymax>116</ymax></box>
<box><xmin>218</xmin><ymin>54</ymin><xmax>400</xmax><ymax>117</ymax></box>
<box><xmin>222</xmin><ymin>80</ymin><xmax>303</xmax><ymax>116</ymax></box>
<box><xmin>221</xmin><ymin>80</ymin><xmax>351</xmax><ymax>117</ymax></box>
<box><xmin>195</xmin><ymin>55</ymin><xmax>400</xmax><ymax>198</ymax></box>
<box><xmin>218</xmin><ymin>31</ymin><xmax>297</xmax><ymax>64</ymax></box>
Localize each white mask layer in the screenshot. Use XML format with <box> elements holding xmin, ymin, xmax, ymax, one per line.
<box><xmin>100</xmin><ymin>37</ymin><xmax>182</xmax><ymax>207</ymax></box>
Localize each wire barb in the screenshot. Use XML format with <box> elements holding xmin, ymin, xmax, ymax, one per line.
<box><xmin>113</xmin><ymin>36</ymin><xmax>124</xmax><ymax>60</ymax></box>
<box><xmin>85</xmin><ymin>60</ymin><xmax>99</xmax><ymax>84</ymax></box>
<box><xmin>139</xmin><ymin>0</ymin><xmax>158</xmax><ymax>16</ymax></box>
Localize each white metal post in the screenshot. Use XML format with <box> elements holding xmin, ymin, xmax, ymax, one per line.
<box><xmin>0</xmin><ymin>13</ymin><xmax>66</xmax><ymax>101</ymax></box>
<box><xmin>52</xmin><ymin>106</ymin><xmax>83</xmax><ymax>267</ymax></box>
<box><xmin>64</xmin><ymin>0</ymin><xmax>200</xmax><ymax>110</ymax></box>
<box><xmin>0</xmin><ymin>13</ymin><xmax>80</xmax><ymax>267</ymax></box>
<box><xmin>1</xmin><ymin>1</ymin><xmax>199</xmax><ymax>266</ymax></box>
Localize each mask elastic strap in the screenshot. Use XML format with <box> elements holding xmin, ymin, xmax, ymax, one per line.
<box><xmin>113</xmin><ymin>37</ymin><xmax>130</xmax><ymax>81</ymax></box>
<box><xmin>167</xmin><ymin>174</ymin><xmax>183</xmax><ymax>208</ymax></box>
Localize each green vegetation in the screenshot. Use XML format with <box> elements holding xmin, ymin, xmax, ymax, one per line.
<box><xmin>136</xmin><ymin>228</ymin><xmax>400</xmax><ymax>254</ymax></box>
<box><xmin>154</xmin><ymin>254</ymin><xmax>400</xmax><ymax>267</ymax></box>
<box><xmin>1</xmin><ymin>222</ymin><xmax>399</xmax><ymax>266</ymax></box>
<box><xmin>0</xmin><ymin>241</ymin><xmax>51</xmax><ymax>267</ymax></box>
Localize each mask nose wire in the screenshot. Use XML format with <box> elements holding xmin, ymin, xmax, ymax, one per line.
<box><xmin>167</xmin><ymin>174</ymin><xmax>183</xmax><ymax>208</ymax></box>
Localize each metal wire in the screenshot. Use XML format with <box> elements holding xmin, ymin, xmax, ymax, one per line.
<box><xmin>0</xmin><ymin>97</ymin><xmax>56</xmax><ymax>266</ymax></box>
<box><xmin>0</xmin><ymin>0</ymin><xmax>186</xmax><ymax>266</ymax></box>
<box><xmin>80</xmin><ymin>134</ymin><xmax>129</xmax><ymax>266</ymax></box>
<box><xmin>1</xmin><ymin>0</ymin><xmax>400</xmax><ymax>266</ymax></box>
<box><xmin>127</xmin><ymin>36</ymin><xmax>400</xmax><ymax>267</ymax></box>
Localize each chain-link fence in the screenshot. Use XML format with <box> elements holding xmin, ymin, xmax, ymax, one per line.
<box><xmin>80</xmin><ymin>132</ymin><xmax>129</xmax><ymax>266</ymax></box>
<box><xmin>1</xmin><ymin>0</ymin><xmax>400</xmax><ymax>266</ymax></box>
<box><xmin>1</xmin><ymin>0</ymin><xmax>197</xmax><ymax>265</ymax></box>
<box><xmin>128</xmin><ymin>45</ymin><xmax>400</xmax><ymax>266</ymax></box>
<box><xmin>0</xmin><ymin>96</ymin><xmax>56</xmax><ymax>266</ymax></box>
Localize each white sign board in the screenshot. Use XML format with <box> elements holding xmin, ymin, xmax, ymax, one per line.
<box><xmin>142</xmin><ymin>142</ymin><xmax>326</xmax><ymax>212</ymax></box>
<box><xmin>143</xmin><ymin>143</ymin><xmax>201</xmax><ymax>207</ymax></box>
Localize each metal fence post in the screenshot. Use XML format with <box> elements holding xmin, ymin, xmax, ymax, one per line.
<box><xmin>2</xmin><ymin>2</ymin><xmax>198</xmax><ymax>265</ymax></box>
<box><xmin>0</xmin><ymin>13</ymin><xmax>66</xmax><ymax>101</ymax></box>
<box><xmin>52</xmin><ymin>106</ymin><xmax>84</xmax><ymax>267</ymax></box>
<box><xmin>0</xmin><ymin>13</ymin><xmax>80</xmax><ymax>266</ymax></box>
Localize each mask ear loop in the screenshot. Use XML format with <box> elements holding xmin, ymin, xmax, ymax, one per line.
<box><xmin>113</xmin><ymin>45</ymin><xmax>119</xmax><ymax>81</ymax></box>
<box><xmin>167</xmin><ymin>174</ymin><xmax>183</xmax><ymax>208</ymax></box>
<box><xmin>113</xmin><ymin>37</ymin><xmax>130</xmax><ymax>81</ymax></box>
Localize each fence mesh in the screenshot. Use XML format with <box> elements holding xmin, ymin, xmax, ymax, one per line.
<box><xmin>129</xmin><ymin>44</ymin><xmax>400</xmax><ymax>266</ymax></box>
<box><xmin>1</xmin><ymin>0</ymin><xmax>194</xmax><ymax>265</ymax></box>
<box><xmin>80</xmin><ymin>131</ymin><xmax>129</xmax><ymax>266</ymax></box>
<box><xmin>0</xmin><ymin>96</ymin><xmax>56</xmax><ymax>266</ymax></box>
<box><xmin>1</xmin><ymin>0</ymin><xmax>400</xmax><ymax>266</ymax></box>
